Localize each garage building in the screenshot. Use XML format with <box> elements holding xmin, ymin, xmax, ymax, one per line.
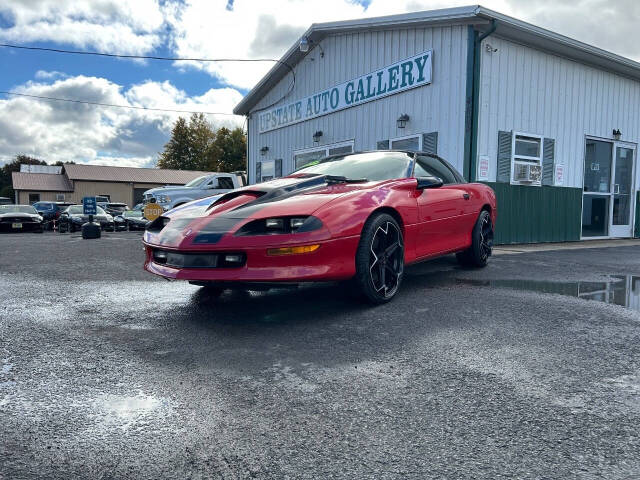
<box><xmin>12</xmin><ymin>163</ymin><xmax>214</xmax><ymax>207</ymax></box>
<box><xmin>234</xmin><ymin>5</ymin><xmax>640</xmax><ymax>244</ymax></box>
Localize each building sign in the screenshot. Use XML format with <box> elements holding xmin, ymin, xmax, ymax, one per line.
<box><xmin>554</xmin><ymin>164</ymin><xmax>564</xmax><ymax>186</ymax></box>
<box><xmin>258</xmin><ymin>50</ymin><xmax>433</xmax><ymax>133</ymax></box>
<box><xmin>477</xmin><ymin>156</ymin><xmax>490</xmax><ymax>181</ymax></box>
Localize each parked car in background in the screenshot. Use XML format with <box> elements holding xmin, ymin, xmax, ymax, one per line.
<box><xmin>102</xmin><ymin>202</ymin><xmax>128</xmax><ymax>216</ymax></box>
<box><xmin>32</xmin><ymin>201</ymin><xmax>72</xmax><ymax>221</ymax></box>
<box><xmin>95</xmin><ymin>196</ymin><xmax>110</xmax><ymax>210</ymax></box>
<box><xmin>0</xmin><ymin>197</ymin><xmax>12</xmax><ymax>205</ymax></box>
<box><xmin>0</xmin><ymin>204</ymin><xmax>43</xmax><ymax>233</ymax></box>
<box><xmin>115</xmin><ymin>209</ymin><xmax>149</xmax><ymax>231</ymax></box>
<box><xmin>143</xmin><ymin>172</ymin><xmax>246</xmax><ymax>211</ymax></box>
<box><xmin>57</xmin><ymin>205</ymin><xmax>114</xmax><ymax>233</ymax></box>
<box><xmin>32</xmin><ymin>201</ymin><xmax>74</xmax><ymax>229</ymax></box>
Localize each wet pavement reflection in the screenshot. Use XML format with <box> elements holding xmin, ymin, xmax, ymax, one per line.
<box><xmin>454</xmin><ymin>275</ymin><xmax>640</xmax><ymax>312</ymax></box>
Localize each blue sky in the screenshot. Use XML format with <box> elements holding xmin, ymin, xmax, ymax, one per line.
<box><xmin>0</xmin><ymin>0</ymin><xmax>637</xmax><ymax>168</ymax></box>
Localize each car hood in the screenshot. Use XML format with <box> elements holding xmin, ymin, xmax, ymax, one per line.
<box><xmin>70</xmin><ymin>214</ymin><xmax>110</xmax><ymax>221</ymax></box>
<box><xmin>144</xmin><ymin>175</ymin><xmax>374</xmax><ymax>248</ymax></box>
<box><xmin>0</xmin><ymin>212</ymin><xmax>41</xmax><ymax>220</ymax></box>
<box><xmin>168</xmin><ymin>175</ymin><xmax>370</xmax><ymax>218</ymax></box>
<box><xmin>144</xmin><ymin>186</ymin><xmax>195</xmax><ymax>197</ymax></box>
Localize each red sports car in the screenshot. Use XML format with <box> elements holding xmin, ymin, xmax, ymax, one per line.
<box><xmin>142</xmin><ymin>151</ymin><xmax>496</xmax><ymax>303</ymax></box>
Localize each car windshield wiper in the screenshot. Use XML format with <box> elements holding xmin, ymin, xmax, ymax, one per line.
<box><xmin>324</xmin><ymin>175</ymin><xmax>368</xmax><ymax>184</ymax></box>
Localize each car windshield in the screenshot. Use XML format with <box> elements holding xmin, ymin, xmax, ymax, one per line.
<box><xmin>185</xmin><ymin>176</ymin><xmax>207</xmax><ymax>187</ymax></box>
<box><xmin>67</xmin><ymin>206</ymin><xmax>107</xmax><ymax>215</ymax></box>
<box><xmin>295</xmin><ymin>151</ymin><xmax>413</xmax><ymax>182</ymax></box>
<box><xmin>0</xmin><ymin>205</ymin><xmax>38</xmax><ymax>214</ymax></box>
<box><xmin>34</xmin><ymin>203</ymin><xmax>52</xmax><ymax>210</ymax></box>
<box><xmin>123</xmin><ymin>210</ymin><xmax>143</xmax><ymax>218</ymax></box>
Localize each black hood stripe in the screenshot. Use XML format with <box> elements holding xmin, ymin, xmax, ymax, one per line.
<box><xmin>156</xmin><ymin>175</ymin><xmax>336</xmax><ymax>245</ymax></box>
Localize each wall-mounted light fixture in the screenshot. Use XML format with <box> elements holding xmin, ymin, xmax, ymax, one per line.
<box><xmin>313</xmin><ymin>131</ymin><xmax>323</xmax><ymax>143</ymax></box>
<box><xmin>299</xmin><ymin>37</ymin><xmax>309</xmax><ymax>53</ymax></box>
<box><xmin>299</xmin><ymin>36</ymin><xmax>324</xmax><ymax>58</ymax></box>
<box><xmin>396</xmin><ymin>114</ymin><xmax>410</xmax><ymax>129</ymax></box>
<box><xmin>260</xmin><ymin>146</ymin><xmax>269</xmax><ymax>156</ymax></box>
<box><xmin>613</xmin><ymin>129</ymin><xmax>622</xmax><ymax>140</ymax></box>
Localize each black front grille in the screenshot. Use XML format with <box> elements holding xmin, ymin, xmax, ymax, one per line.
<box><xmin>153</xmin><ymin>250</ymin><xmax>246</xmax><ymax>268</ymax></box>
<box><xmin>1</xmin><ymin>217</ymin><xmax>37</xmax><ymax>223</ymax></box>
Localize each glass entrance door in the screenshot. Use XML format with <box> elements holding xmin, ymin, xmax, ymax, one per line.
<box><xmin>582</xmin><ymin>139</ymin><xmax>636</xmax><ymax>238</ymax></box>
<box><xmin>610</xmin><ymin>146</ymin><xmax>635</xmax><ymax>237</ymax></box>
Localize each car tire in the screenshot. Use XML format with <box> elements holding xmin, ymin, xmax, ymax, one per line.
<box><xmin>456</xmin><ymin>210</ymin><xmax>494</xmax><ymax>268</ymax></box>
<box><xmin>354</xmin><ymin>213</ymin><xmax>404</xmax><ymax>304</ymax></box>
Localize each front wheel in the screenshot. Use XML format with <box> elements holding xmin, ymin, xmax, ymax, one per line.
<box><xmin>354</xmin><ymin>213</ymin><xmax>404</xmax><ymax>304</ymax></box>
<box><xmin>456</xmin><ymin>210</ymin><xmax>494</xmax><ymax>267</ymax></box>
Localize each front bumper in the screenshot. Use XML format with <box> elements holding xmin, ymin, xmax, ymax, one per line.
<box><xmin>0</xmin><ymin>221</ymin><xmax>43</xmax><ymax>232</ymax></box>
<box><xmin>143</xmin><ymin>235</ymin><xmax>360</xmax><ymax>283</ymax></box>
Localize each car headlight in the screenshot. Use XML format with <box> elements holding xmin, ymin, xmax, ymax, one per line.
<box><xmin>157</xmin><ymin>195</ymin><xmax>171</xmax><ymax>203</ymax></box>
<box><xmin>106</xmin><ymin>215</ymin><xmax>113</xmax><ymax>221</ymax></box>
<box><xmin>236</xmin><ymin>216</ymin><xmax>323</xmax><ymax>236</ymax></box>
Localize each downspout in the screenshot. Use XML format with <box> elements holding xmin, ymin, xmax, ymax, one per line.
<box><xmin>466</xmin><ymin>19</ymin><xmax>496</xmax><ymax>182</ymax></box>
<box><xmin>245</xmin><ymin>114</ymin><xmax>250</xmax><ymax>185</ymax></box>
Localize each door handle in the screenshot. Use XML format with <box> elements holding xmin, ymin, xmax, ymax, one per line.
<box><xmin>463</xmin><ymin>193</ymin><xmax>470</xmax><ymax>200</ymax></box>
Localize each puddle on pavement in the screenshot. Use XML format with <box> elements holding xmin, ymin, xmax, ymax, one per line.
<box><xmin>92</xmin><ymin>392</ymin><xmax>173</xmax><ymax>430</ymax></box>
<box><xmin>455</xmin><ymin>275</ymin><xmax>640</xmax><ymax>312</ymax></box>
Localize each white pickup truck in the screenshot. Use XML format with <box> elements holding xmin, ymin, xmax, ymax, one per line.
<box><xmin>143</xmin><ymin>172</ymin><xmax>246</xmax><ymax>210</ymax></box>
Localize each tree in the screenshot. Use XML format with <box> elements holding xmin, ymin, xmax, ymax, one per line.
<box><xmin>157</xmin><ymin>114</ymin><xmax>246</xmax><ymax>173</ymax></box>
<box><xmin>0</xmin><ymin>155</ymin><xmax>47</xmax><ymax>200</ymax></box>
<box><xmin>157</xmin><ymin>116</ymin><xmax>191</xmax><ymax>170</ymax></box>
<box><xmin>211</xmin><ymin>127</ymin><xmax>247</xmax><ymax>172</ymax></box>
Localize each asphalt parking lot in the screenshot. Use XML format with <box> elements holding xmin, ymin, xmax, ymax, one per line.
<box><xmin>1</xmin><ymin>232</ymin><xmax>639</xmax><ymax>479</ymax></box>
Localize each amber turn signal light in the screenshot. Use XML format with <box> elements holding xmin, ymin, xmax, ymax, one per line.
<box><xmin>267</xmin><ymin>244</ymin><xmax>320</xmax><ymax>256</ymax></box>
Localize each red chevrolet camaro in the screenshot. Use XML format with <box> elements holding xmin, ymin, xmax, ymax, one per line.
<box><xmin>143</xmin><ymin>151</ymin><xmax>496</xmax><ymax>303</ymax></box>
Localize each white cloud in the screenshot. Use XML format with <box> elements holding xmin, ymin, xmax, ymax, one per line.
<box><xmin>0</xmin><ymin>0</ymin><xmax>165</xmax><ymax>55</ymax></box>
<box><xmin>164</xmin><ymin>0</ymin><xmax>640</xmax><ymax>91</ymax></box>
<box><xmin>34</xmin><ymin>70</ymin><xmax>69</xmax><ymax>80</ymax></box>
<box><xmin>0</xmin><ymin>75</ymin><xmax>244</xmax><ymax>167</ymax></box>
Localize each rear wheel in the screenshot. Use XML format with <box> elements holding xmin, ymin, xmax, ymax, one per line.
<box><xmin>354</xmin><ymin>213</ymin><xmax>404</xmax><ymax>304</ymax></box>
<box><xmin>456</xmin><ymin>210</ymin><xmax>494</xmax><ymax>267</ymax></box>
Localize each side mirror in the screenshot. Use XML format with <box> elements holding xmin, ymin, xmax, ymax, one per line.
<box><xmin>416</xmin><ymin>176</ymin><xmax>444</xmax><ymax>189</ymax></box>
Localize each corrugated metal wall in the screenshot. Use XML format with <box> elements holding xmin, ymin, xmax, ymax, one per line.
<box><xmin>247</xmin><ymin>25</ymin><xmax>469</xmax><ymax>183</ymax></box>
<box><xmin>487</xmin><ymin>183</ymin><xmax>582</xmax><ymax>244</ymax></box>
<box><xmin>477</xmin><ymin>35</ymin><xmax>640</xmax><ymax>189</ymax></box>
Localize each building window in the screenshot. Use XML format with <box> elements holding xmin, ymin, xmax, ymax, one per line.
<box><xmin>28</xmin><ymin>193</ymin><xmax>40</xmax><ymax>204</ymax></box>
<box><xmin>391</xmin><ymin>135</ymin><xmax>420</xmax><ymax>151</ymax></box>
<box><xmin>56</xmin><ymin>193</ymin><xmax>65</xmax><ymax>201</ymax></box>
<box><xmin>260</xmin><ymin>159</ymin><xmax>276</xmax><ymax>181</ymax></box>
<box><xmin>380</xmin><ymin>132</ymin><xmax>438</xmax><ymax>155</ymax></box>
<box><xmin>293</xmin><ymin>141</ymin><xmax>354</xmax><ymax>170</ymax></box>
<box><xmin>511</xmin><ymin>132</ymin><xmax>543</xmax><ymax>185</ymax></box>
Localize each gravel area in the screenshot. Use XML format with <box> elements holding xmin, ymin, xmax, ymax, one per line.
<box><xmin>1</xmin><ymin>232</ymin><xmax>639</xmax><ymax>479</ymax></box>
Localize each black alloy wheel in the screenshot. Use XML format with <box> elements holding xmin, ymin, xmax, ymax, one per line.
<box><xmin>355</xmin><ymin>213</ymin><xmax>404</xmax><ymax>304</ymax></box>
<box><xmin>456</xmin><ymin>210</ymin><xmax>494</xmax><ymax>267</ymax></box>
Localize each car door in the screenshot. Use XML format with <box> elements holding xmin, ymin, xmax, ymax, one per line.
<box><xmin>413</xmin><ymin>155</ymin><xmax>470</xmax><ymax>258</ymax></box>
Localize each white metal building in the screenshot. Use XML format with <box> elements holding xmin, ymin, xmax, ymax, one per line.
<box><xmin>234</xmin><ymin>5</ymin><xmax>640</xmax><ymax>244</ymax></box>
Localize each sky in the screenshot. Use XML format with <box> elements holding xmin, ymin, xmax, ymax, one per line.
<box><xmin>0</xmin><ymin>0</ymin><xmax>638</xmax><ymax>168</ymax></box>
